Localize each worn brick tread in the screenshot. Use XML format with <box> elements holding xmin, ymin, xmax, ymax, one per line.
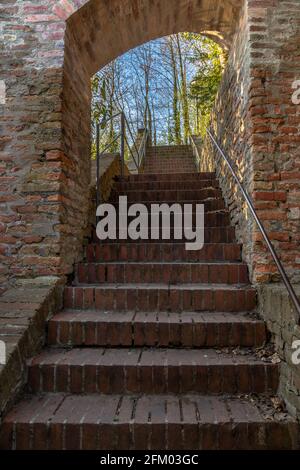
<box><xmin>92</xmin><ymin>227</ymin><xmax>235</xmax><ymax>243</ymax></box>
<box><xmin>27</xmin><ymin>347</ymin><xmax>278</xmax><ymax>394</ymax></box>
<box><xmin>2</xmin><ymin>160</ymin><xmax>294</xmax><ymax>451</ymax></box>
<box><xmin>121</xmin><ymin>172</ymin><xmax>216</xmax><ymax>182</ymax></box>
<box><xmin>76</xmin><ymin>261</ymin><xmax>249</xmax><ymax>284</ymax></box>
<box><xmin>1</xmin><ymin>393</ymin><xmax>297</xmax><ymax>450</ymax></box>
<box><xmin>48</xmin><ymin>310</ymin><xmax>266</xmax><ymax>347</ymax></box>
<box><xmin>85</xmin><ymin>243</ymin><xmax>242</xmax><ymax>262</ymax></box>
<box><xmin>94</xmin><ymin>211</ymin><xmax>230</xmax><ymax>227</ymax></box>
<box><xmin>116</xmin><ymin>180</ymin><xmax>220</xmax><ymax>191</ymax></box>
<box><xmin>110</xmin><ymin>196</ymin><xmax>226</xmax><ymax>209</ymax></box>
<box><xmin>110</xmin><ymin>188</ymin><xmax>222</xmax><ymax>202</ymax></box>
<box><xmin>63</xmin><ymin>283</ymin><xmax>256</xmax><ymax>312</ymax></box>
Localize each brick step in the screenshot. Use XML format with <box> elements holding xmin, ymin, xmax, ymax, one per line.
<box><xmin>48</xmin><ymin>311</ymin><xmax>266</xmax><ymax>348</ymax></box>
<box><xmin>146</xmin><ymin>151</ymin><xmax>194</xmax><ymax>156</ymax></box>
<box><xmin>27</xmin><ymin>347</ymin><xmax>278</xmax><ymax>395</ymax></box>
<box><xmin>144</xmin><ymin>157</ymin><xmax>195</xmax><ymax>161</ymax></box>
<box><xmin>85</xmin><ymin>243</ymin><xmax>242</xmax><ymax>263</ymax></box>
<box><xmin>115</xmin><ymin>180</ymin><xmax>219</xmax><ymax>191</ymax></box>
<box><xmin>1</xmin><ymin>393</ymin><xmax>297</xmax><ymax>450</ymax></box>
<box><xmin>144</xmin><ymin>159</ymin><xmax>195</xmax><ymax>165</ymax></box>
<box><xmin>147</xmin><ymin>144</ymin><xmax>193</xmax><ymax>151</ymax></box>
<box><xmin>143</xmin><ymin>168</ymin><xmax>197</xmax><ymax>174</ymax></box>
<box><xmin>76</xmin><ymin>262</ymin><xmax>248</xmax><ymax>285</ymax></box>
<box><xmin>119</xmin><ymin>172</ymin><xmax>215</xmax><ymax>182</ymax></box>
<box><xmin>94</xmin><ymin>210</ymin><xmax>230</xmax><ymax>227</ymax></box>
<box><xmin>110</xmin><ymin>188</ymin><xmax>222</xmax><ymax>202</ymax></box>
<box><xmin>144</xmin><ymin>156</ymin><xmax>194</xmax><ymax>160</ymax></box>
<box><xmin>143</xmin><ymin>164</ymin><xmax>196</xmax><ymax>170</ymax></box>
<box><xmin>144</xmin><ymin>162</ymin><xmax>196</xmax><ymax>168</ymax></box>
<box><xmin>91</xmin><ymin>226</ymin><xmax>235</xmax><ymax>243</ymax></box>
<box><xmin>63</xmin><ymin>284</ymin><xmax>256</xmax><ymax>312</ymax></box>
<box><xmin>108</xmin><ymin>199</ymin><xmax>226</xmax><ymax>211</ymax></box>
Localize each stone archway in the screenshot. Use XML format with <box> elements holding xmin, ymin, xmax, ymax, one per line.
<box><xmin>1</xmin><ymin>0</ymin><xmax>300</xmax><ymax>290</ymax></box>
<box><xmin>60</xmin><ymin>0</ymin><xmax>244</xmax><ymax>280</ymax></box>
<box><xmin>0</xmin><ymin>0</ymin><xmax>243</xmax><ymax>290</ymax></box>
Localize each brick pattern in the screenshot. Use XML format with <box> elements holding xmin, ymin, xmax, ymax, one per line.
<box><xmin>1</xmin><ymin>150</ymin><xmax>298</xmax><ymax>450</ymax></box>
<box><xmin>111</xmin><ymin>187</ymin><xmax>222</xmax><ymax>202</ymax></box>
<box><xmin>27</xmin><ymin>348</ymin><xmax>278</xmax><ymax>395</ymax></box>
<box><xmin>63</xmin><ymin>285</ymin><xmax>256</xmax><ymax>312</ymax></box>
<box><xmin>200</xmin><ymin>1</ymin><xmax>300</xmax><ymax>285</ymax></box>
<box><xmin>116</xmin><ymin>178</ymin><xmax>220</xmax><ymax>191</ymax></box>
<box><xmin>91</xmin><ymin>226</ymin><xmax>235</xmax><ymax>243</ymax></box>
<box><xmin>0</xmin><ymin>0</ymin><xmax>242</xmax><ymax>292</ymax></box>
<box><xmin>124</xmin><ymin>172</ymin><xmax>216</xmax><ymax>182</ymax></box>
<box><xmin>1</xmin><ymin>0</ymin><xmax>300</xmax><ymax>447</ymax></box>
<box><xmin>76</xmin><ymin>262</ymin><xmax>249</xmax><ymax>284</ymax></box>
<box><xmin>48</xmin><ymin>311</ymin><xmax>267</xmax><ymax>348</ymax></box>
<box><xmin>85</xmin><ymin>242</ymin><xmax>243</xmax><ymax>262</ymax></box>
<box><xmin>1</xmin><ymin>394</ymin><xmax>298</xmax><ymax>450</ymax></box>
<box><xmin>143</xmin><ymin>146</ymin><xmax>197</xmax><ymax>174</ymax></box>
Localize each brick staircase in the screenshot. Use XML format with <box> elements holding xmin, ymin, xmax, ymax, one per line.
<box><xmin>143</xmin><ymin>145</ymin><xmax>197</xmax><ymax>173</ymax></box>
<box><xmin>0</xmin><ymin>146</ymin><xmax>298</xmax><ymax>450</ymax></box>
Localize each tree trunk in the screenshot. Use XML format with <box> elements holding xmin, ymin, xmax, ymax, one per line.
<box><xmin>175</xmin><ymin>34</ymin><xmax>190</xmax><ymax>144</ymax></box>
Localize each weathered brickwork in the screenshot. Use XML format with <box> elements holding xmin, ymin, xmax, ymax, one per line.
<box><xmin>249</xmin><ymin>0</ymin><xmax>300</xmax><ymax>284</ymax></box>
<box><xmin>199</xmin><ymin>0</ymin><xmax>300</xmax><ymax>420</ymax></box>
<box><xmin>1</xmin><ymin>0</ymin><xmax>300</xmax><ymax>430</ymax></box>
<box><xmin>201</xmin><ymin>0</ymin><xmax>300</xmax><ymax>285</ymax></box>
<box><xmin>0</xmin><ymin>0</ymin><xmax>243</xmax><ymax>293</ymax></box>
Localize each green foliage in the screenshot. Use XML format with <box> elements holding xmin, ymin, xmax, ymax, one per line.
<box><xmin>184</xmin><ymin>34</ymin><xmax>226</xmax><ymax>136</ymax></box>
<box><xmin>91</xmin><ymin>33</ymin><xmax>225</xmax><ymax>153</ymax></box>
<box><xmin>91</xmin><ymin>76</ymin><xmax>109</xmax><ymax>128</ymax></box>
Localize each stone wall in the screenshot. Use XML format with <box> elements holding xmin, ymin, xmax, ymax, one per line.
<box><xmin>257</xmin><ymin>285</ymin><xmax>300</xmax><ymax>420</ymax></box>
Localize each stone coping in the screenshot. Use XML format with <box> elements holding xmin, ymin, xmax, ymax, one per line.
<box><xmin>0</xmin><ymin>278</ymin><xmax>64</xmax><ymax>421</ymax></box>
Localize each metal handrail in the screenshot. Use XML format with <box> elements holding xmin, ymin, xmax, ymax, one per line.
<box><xmin>99</xmin><ymin>111</ymin><xmax>122</xmax><ymax>129</ymax></box>
<box><xmin>95</xmin><ymin>111</ymin><xmax>148</xmax><ymax>211</ymax></box>
<box><xmin>124</xmin><ymin>116</ymin><xmax>142</xmax><ymax>164</ymax></box>
<box><xmin>124</xmin><ymin>134</ymin><xmax>139</xmax><ymax>169</ymax></box>
<box><xmin>190</xmin><ymin>135</ymin><xmax>202</xmax><ymax>168</ymax></box>
<box><xmin>207</xmin><ymin>128</ymin><xmax>300</xmax><ymax>319</ymax></box>
<box><xmin>139</xmin><ymin>129</ymin><xmax>148</xmax><ymax>168</ymax></box>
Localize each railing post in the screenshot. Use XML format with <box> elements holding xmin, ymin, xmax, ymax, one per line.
<box><xmin>120</xmin><ymin>112</ymin><xmax>125</xmax><ymax>178</ymax></box>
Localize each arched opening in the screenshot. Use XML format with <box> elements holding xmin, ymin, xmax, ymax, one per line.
<box><xmin>59</xmin><ymin>0</ymin><xmax>243</xmax><ymax>275</ymax></box>
<box><xmin>2</xmin><ymin>1</ymin><xmax>300</xmax><ymax>445</ymax></box>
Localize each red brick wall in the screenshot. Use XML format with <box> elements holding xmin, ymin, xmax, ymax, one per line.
<box><xmin>200</xmin><ymin>1</ymin><xmax>254</xmax><ymax>278</ymax></box>
<box><xmin>201</xmin><ymin>0</ymin><xmax>300</xmax><ymax>284</ymax></box>
<box><xmin>0</xmin><ymin>0</ymin><xmax>243</xmax><ymax>291</ymax></box>
<box><xmin>250</xmin><ymin>0</ymin><xmax>300</xmax><ymax>284</ymax></box>
<box><xmin>2</xmin><ymin>0</ymin><xmax>300</xmax><ymax>288</ymax></box>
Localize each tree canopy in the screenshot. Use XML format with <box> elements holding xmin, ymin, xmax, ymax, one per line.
<box><xmin>91</xmin><ymin>33</ymin><xmax>225</xmax><ymax>151</ymax></box>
